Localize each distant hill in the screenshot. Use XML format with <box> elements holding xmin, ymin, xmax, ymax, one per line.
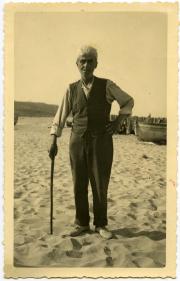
<box><xmin>14</xmin><ymin>101</ymin><xmax>58</xmax><ymax>117</ymax></box>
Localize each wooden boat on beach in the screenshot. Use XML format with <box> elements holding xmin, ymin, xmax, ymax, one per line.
<box><xmin>137</xmin><ymin>122</ymin><xmax>167</xmax><ymax>144</ymax></box>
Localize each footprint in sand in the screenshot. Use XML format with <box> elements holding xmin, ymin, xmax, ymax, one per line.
<box><xmin>64</xmin><ymin>238</ymin><xmax>83</xmax><ymax>258</ymax></box>
<box><xmin>40</xmin><ymin>204</ymin><xmax>46</xmax><ymax>207</ymax></box>
<box><xmin>66</xmin><ymin>250</ymin><xmax>82</xmax><ymax>258</ymax></box>
<box><xmin>148</xmin><ymin>199</ymin><xmax>157</xmax><ymax>211</ymax></box>
<box><xmin>107</xmin><ymin>198</ymin><xmax>114</xmax><ymax>203</ymax></box>
<box><xmin>40</xmin><ymin>244</ymin><xmax>48</xmax><ymax>248</ymax></box>
<box><xmin>104</xmin><ymin>246</ymin><xmax>111</xmax><ymax>256</ymax></box>
<box><xmin>104</xmin><ymin>246</ymin><xmax>113</xmax><ymax>266</ymax></box>
<box><xmin>68</xmin><ymin>205</ymin><xmax>75</xmax><ymax>210</ymax></box>
<box><xmin>142</xmin><ymin>154</ymin><xmax>149</xmax><ymax>159</ymax></box>
<box><xmin>47</xmin><ymin>249</ymin><xmax>58</xmax><ymax>259</ymax></box>
<box><xmin>130</xmin><ymin>202</ymin><xmax>138</xmax><ymax>208</ymax></box>
<box><xmin>71</xmin><ymin>238</ymin><xmax>82</xmax><ymax>250</ymax></box>
<box><xmin>127</xmin><ymin>213</ymin><xmax>137</xmax><ymax>220</ymax></box>
<box><xmin>14</xmin><ymin>235</ymin><xmax>25</xmax><ymax>246</ymax></box>
<box><xmin>109</xmin><ymin>216</ymin><xmax>115</xmax><ymax>221</ymax></box>
<box><xmin>14</xmin><ymin>191</ymin><xmax>23</xmax><ymax>199</ymax></box>
<box><xmin>106</xmin><ymin>256</ymin><xmax>113</xmax><ymax>266</ymax></box>
<box><xmin>82</xmin><ymin>239</ymin><xmax>92</xmax><ymax>246</ymax></box>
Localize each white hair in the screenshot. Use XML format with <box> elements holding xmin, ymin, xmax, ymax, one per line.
<box><xmin>76</xmin><ymin>45</ymin><xmax>98</xmax><ymax>62</ymax></box>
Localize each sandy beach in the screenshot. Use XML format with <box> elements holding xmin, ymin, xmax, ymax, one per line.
<box><xmin>14</xmin><ymin>117</ymin><xmax>166</xmax><ymax>268</ymax></box>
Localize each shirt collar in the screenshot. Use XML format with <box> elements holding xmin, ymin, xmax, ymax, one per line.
<box><xmin>81</xmin><ymin>76</ymin><xmax>94</xmax><ymax>89</ymax></box>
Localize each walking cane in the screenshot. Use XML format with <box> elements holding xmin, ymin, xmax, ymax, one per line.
<box><xmin>50</xmin><ymin>155</ymin><xmax>55</xmax><ymax>235</ymax></box>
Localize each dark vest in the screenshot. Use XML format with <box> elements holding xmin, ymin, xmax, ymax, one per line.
<box><xmin>70</xmin><ymin>76</ymin><xmax>111</xmax><ymax>136</ymax></box>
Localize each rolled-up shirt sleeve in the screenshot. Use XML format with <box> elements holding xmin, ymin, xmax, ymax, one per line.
<box><xmin>106</xmin><ymin>80</ymin><xmax>134</xmax><ymax>115</ymax></box>
<box><xmin>50</xmin><ymin>86</ymin><xmax>72</xmax><ymax>137</ymax></box>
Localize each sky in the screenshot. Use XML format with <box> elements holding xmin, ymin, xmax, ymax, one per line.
<box><xmin>14</xmin><ymin>11</ymin><xmax>167</xmax><ymax>117</ymax></box>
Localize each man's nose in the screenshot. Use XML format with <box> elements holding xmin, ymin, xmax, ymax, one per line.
<box><xmin>84</xmin><ymin>61</ymin><xmax>88</xmax><ymax>67</ymax></box>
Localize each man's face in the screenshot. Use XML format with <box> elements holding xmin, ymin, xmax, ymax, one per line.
<box><xmin>76</xmin><ymin>53</ymin><xmax>97</xmax><ymax>80</ymax></box>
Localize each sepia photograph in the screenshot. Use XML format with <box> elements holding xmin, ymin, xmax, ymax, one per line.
<box><xmin>4</xmin><ymin>2</ymin><xmax>177</xmax><ymax>278</ymax></box>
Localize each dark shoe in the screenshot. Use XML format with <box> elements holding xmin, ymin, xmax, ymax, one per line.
<box><xmin>95</xmin><ymin>227</ymin><xmax>113</xmax><ymax>239</ymax></box>
<box><xmin>70</xmin><ymin>225</ymin><xmax>90</xmax><ymax>237</ymax></box>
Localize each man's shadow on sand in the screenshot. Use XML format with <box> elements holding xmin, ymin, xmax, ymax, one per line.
<box><xmin>111</xmin><ymin>228</ymin><xmax>166</xmax><ymax>241</ymax></box>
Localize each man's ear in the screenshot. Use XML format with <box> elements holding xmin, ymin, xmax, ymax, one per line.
<box><xmin>95</xmin><ymin>60</ymin><xmax>98</xmax><ymax>69</ymax></box>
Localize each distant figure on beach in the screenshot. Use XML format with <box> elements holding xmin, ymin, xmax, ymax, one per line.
<box><xmin>49</xmin><ymin>46</ymin><xmax>134</xmax><ymax>239</ymax></box>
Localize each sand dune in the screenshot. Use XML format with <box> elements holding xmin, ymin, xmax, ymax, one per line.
<box><xmin>14</xmin><ymin>117</ymin><xmax>166</xmax><ymax>267</ymax></box>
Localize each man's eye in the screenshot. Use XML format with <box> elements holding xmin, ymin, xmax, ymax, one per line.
<box><xmin>80</xmin><ymin>60</ymin><xmax>86</xmax><ymax>64</ymax></box>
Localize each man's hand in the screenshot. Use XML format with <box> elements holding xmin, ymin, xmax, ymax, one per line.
<box><xmin>49</xmin><ymin>143</ymin><xmax>58</xmax><ymax>160</ymax></box>
<box><xmin>106</xmin><ymin>114</ymin><xmax>129</xmax><ymax>135</ymax></box>
<box><xmin>106</xmin><ymin>119</ymin><xmax>119</xmax><ymax>135</ymax></box>
<box><xmin>49</xmin><ymin>135</ymin><xmax>58</xmax><ymax>159</ymax></box>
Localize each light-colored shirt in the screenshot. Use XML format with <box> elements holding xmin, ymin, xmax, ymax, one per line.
<box><xmin>50</xmin><ymin>78</ymin><xmax>134</xmax><ymax>137</ymax></box>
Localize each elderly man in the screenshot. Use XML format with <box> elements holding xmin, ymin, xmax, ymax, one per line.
<box><xmin>49</xmin><ymin>46</ymin><xmax>134</xmax><ymax>239</ymax></box>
